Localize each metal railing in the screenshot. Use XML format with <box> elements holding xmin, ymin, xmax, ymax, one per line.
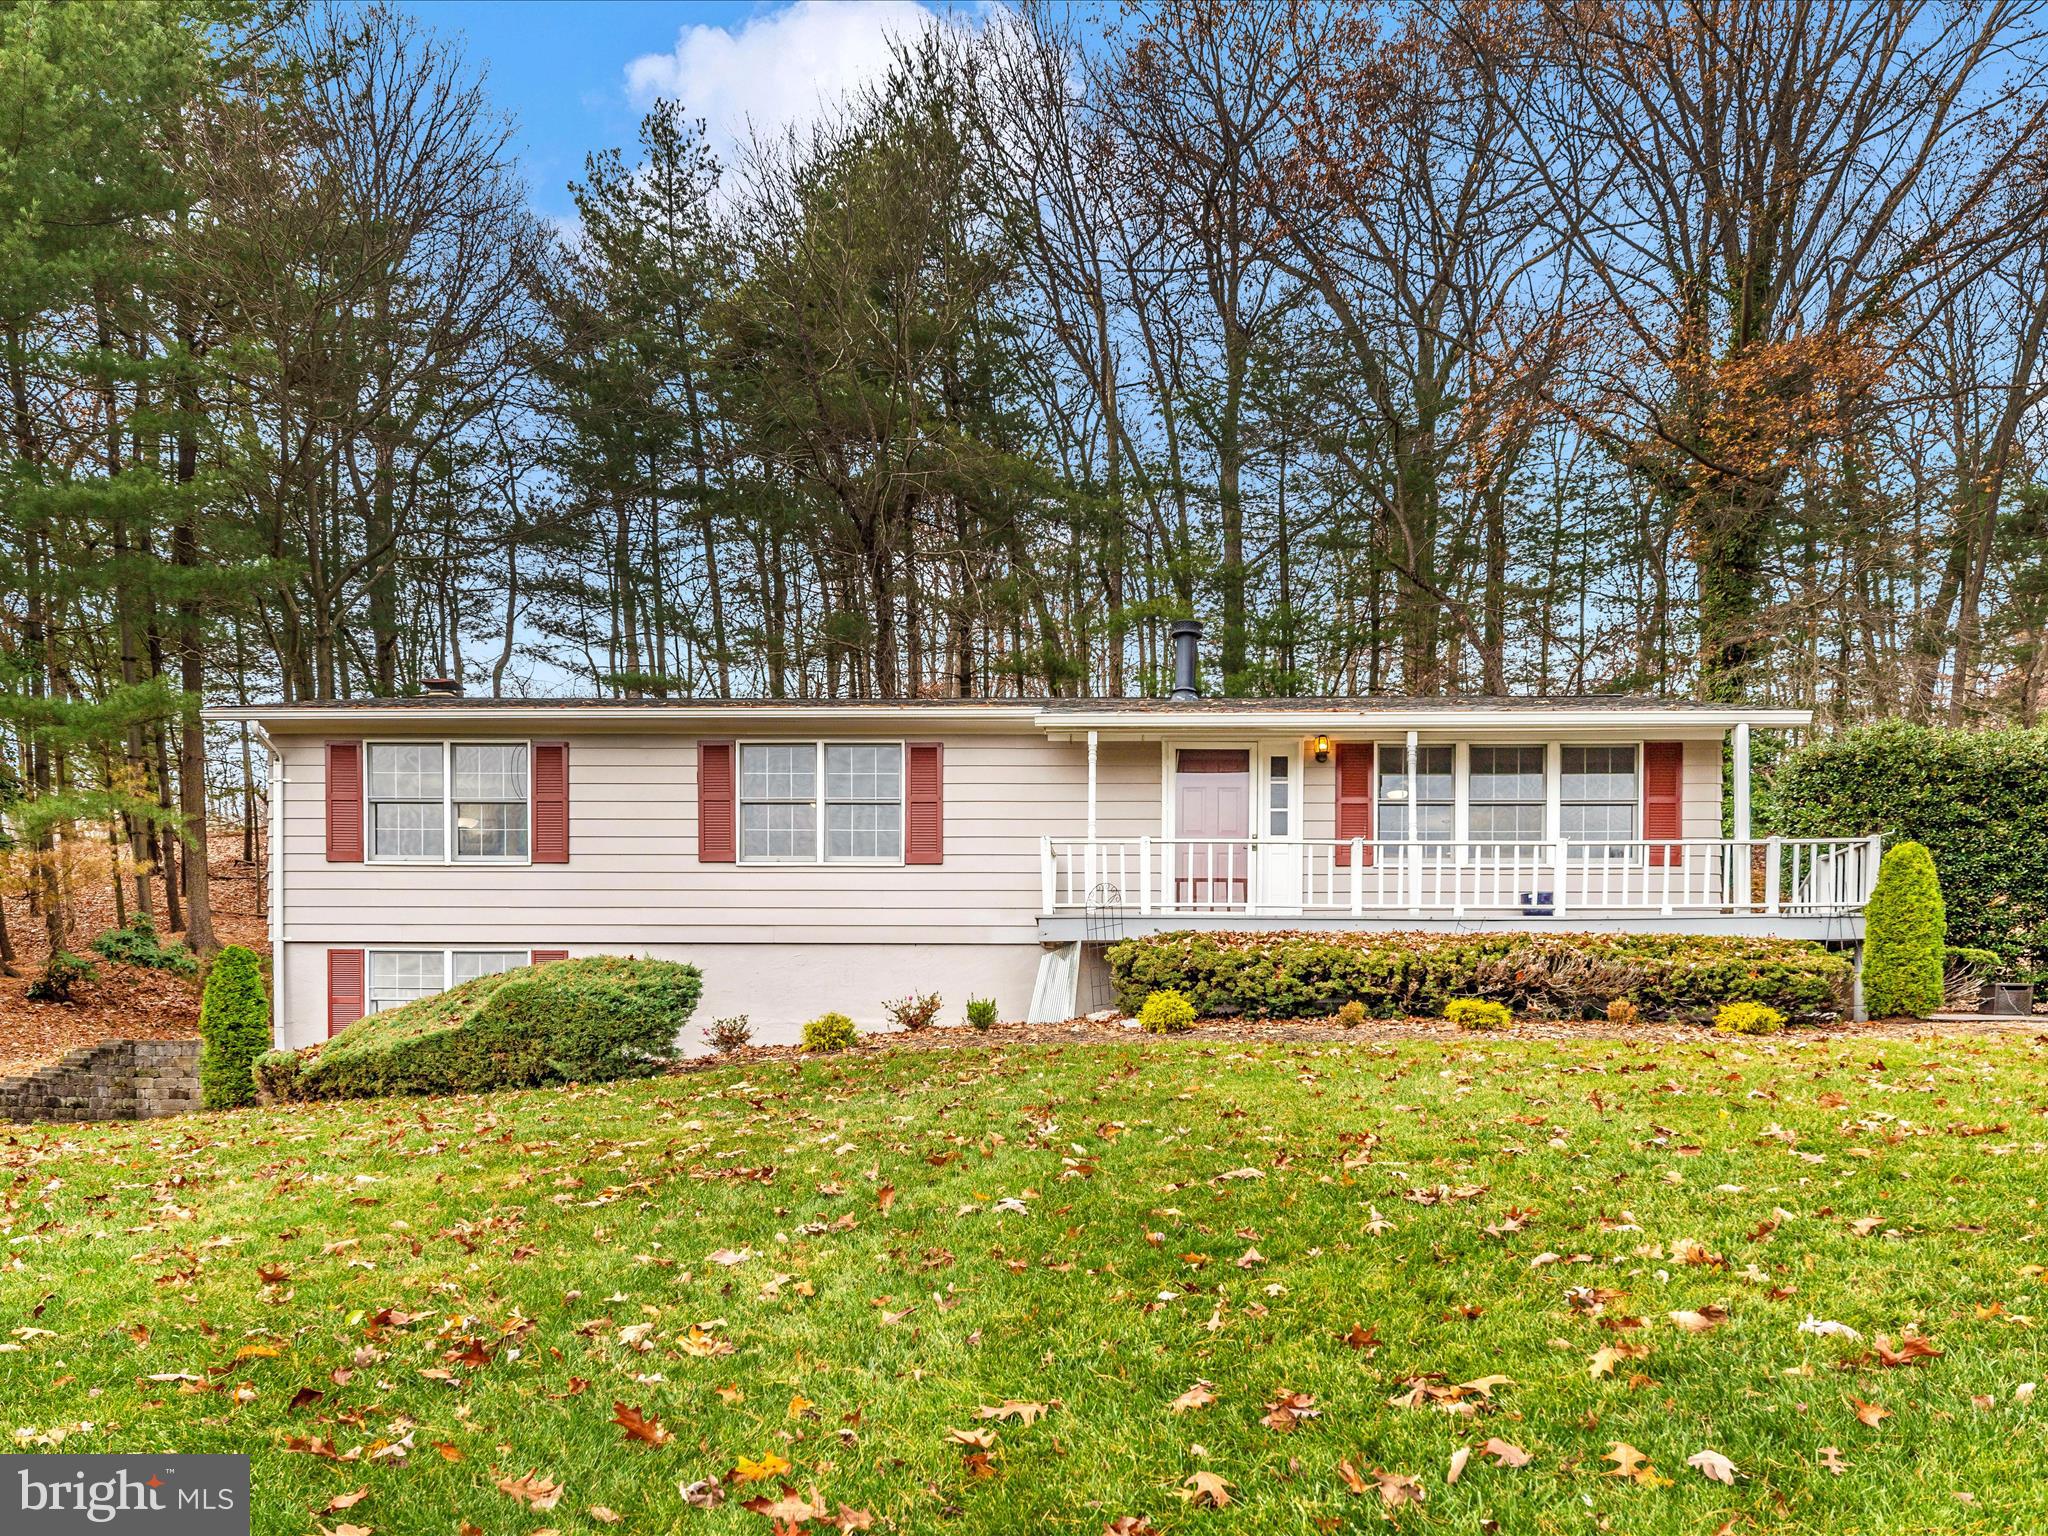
<box><xmin>1040</xmin><ymin>835</ymin><xmax>1882</xmax><ymax>919</ymax></box>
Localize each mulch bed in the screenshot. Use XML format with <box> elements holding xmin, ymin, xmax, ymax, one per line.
<box><xmin>681</xmin><ymin>1008</ymin><xmax>2048</xmax><ymax>1072</ymax></box>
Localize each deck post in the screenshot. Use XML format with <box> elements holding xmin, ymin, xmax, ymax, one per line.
<box><xmin>1865</xmin><ymin>833</ymin><xmax>1884</xmax><ymax>901</ymax></box>
<box><xmin>1764</xmin><ymin>836</ymin><xmax>1782</xmax><ymax>915</ymax></box>
<box><xmin>1732</xmin><ymin>722</ymin><xmax>1751</xmax><ymax>842</ymax></box>
<box><xmin>1552</xmin><ymin>837</ymin><xmax>1569</xmax><ymax>919</ymax></box>
<box><xmin>1139</xmin><ymin>836</ymin><xmax>1152</xmax><ymax>914</ymax></box>
<box><xmin>1040</xmin><ymin>835</ymin><xmax>1055</xmax><ymax>914</ymax></box>
<box><xmin>1349</xmin><ymin>838</ymin><xmax>1363</xmax><ymax>914</ymax></box>
<box><xmin>1405</xmin><ymin>729</ymin><xmax>1422</xmax><ymax>915</ymax></box>
<box><xmin>1084</xmin><ymin>730</ymin><xmax>1099</xmax><ymax>897</ymax></box>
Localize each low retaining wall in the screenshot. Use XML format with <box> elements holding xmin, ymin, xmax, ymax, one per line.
<box><xmin>0</xmin><ymin>1038</ymin><xmax>201</xmax><ymax>1123</ymax></box>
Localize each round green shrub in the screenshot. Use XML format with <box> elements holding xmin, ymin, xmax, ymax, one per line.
<box><xmin>1138</xmin><ymin>988</ymin><xmax>1196</xmax><ymax>1033</ymax></box>
<box><xmin>965</xmin><ymin>996</ymin><xmax>998</xmax><ymax>1031</ymax></box>
<box><xmin>802</xmin><ymin>1011</ymin><xmax>859</xmax><ymax>1052</ymax></box>
<box><xmin>1445</xmin><ymin>998</ymin><xmax>1513</xmax><ymax>1031</ymax></box>
<box><xmin>198</xmin><ymin>945</ymin><xmax>270</xmax><ymax>1110</ymax></box>
<box><xmin>1334</xmin><ymin>1000</ymin><xmax>1367</xmax><ymax>1029</ymax></box>
<box><xmin>1714</xmin><ymin>1000</ymin><xmax>1785</xmax><ymax>1035</ymax></box>
<box><xmin>1862</xmin><ymin>840</ymin><xmax>1946</xmax><ymax>1018</ymax></box>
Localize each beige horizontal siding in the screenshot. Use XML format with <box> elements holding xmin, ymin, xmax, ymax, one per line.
<box><xmin>277</xmin><ymin>730</ymin><xmax>1157</xmax><ymax>946</ymax></box>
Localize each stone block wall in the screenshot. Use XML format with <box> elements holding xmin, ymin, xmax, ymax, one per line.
<box><xmin>0</xmin><ymin>1038</ymin><xmax>201</xmax><ymax>1123</ymax></box>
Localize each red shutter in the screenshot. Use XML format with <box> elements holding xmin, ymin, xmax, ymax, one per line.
<box><xmin>530</xmin><ymin>948</ymin><xmax>568</xmax><ymax>965</ymax></box>
<box><xmin>1644</xmin><ymin>740</ymin><xmax>1684</xmax><ymax>866</ymax></box>
<box><xmin>327</xmin><ymin>948</ymin><xmax>365</xmax><ymax>1036</ymax></box>
<box><xmin>325</xmin><ymin>742</ymin><xmax>363</xmax><ymax>862</ymax></box>
<box><xmin>698</xmin><ymin>741</ymin><xmax>736</xmax><ymax>862</ymax></box>
<box><xmin>906</xmin><ymin>742</ymin><xmax>943</xmax><ymax>864</ymax></box>
<box><xmin>532</xmin><ymin>741</ymin><xmax>569</xmax><ymax>863</ymax></box>
<box><xmin>1333</xmin><ymin>743</ymin><xmax>1375</xmax><ymax>867</ymax></box>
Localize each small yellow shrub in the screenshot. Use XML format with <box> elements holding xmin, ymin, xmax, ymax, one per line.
<box><xmin>1138</xmin><ymin>989</ymin><xmax>1196</xmax><ymax>1034</ymax></box>
<box><xmin>1605</xmin><ymin>997</ymin><xmax>1641</xmax><ymax>1027</ymax></box>
<box><xmin>1713</xmin><ymin>1001</ymin><xmax>1785</xmax><ymax>1035</ymax></box>
<box><xmin>1334</xmin><ymin>1000</ymin><xmax>1368</xmax><ymax>1029</ymax></box>
<box><xmin>1445</xmin><ymin>998</ymin><xmax>1514</xmax><ymax>1032</ymax></box>
<box><xmin>802</xmin><ymin>1012</ymin><xmax>859</xmax><ymax>1051</ymax></box>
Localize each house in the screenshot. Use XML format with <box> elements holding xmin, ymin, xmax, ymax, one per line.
<box><xmin>210</xmin><ymin>624</ymin><xmax>1880</xmax><ymax>1049</ymax></box>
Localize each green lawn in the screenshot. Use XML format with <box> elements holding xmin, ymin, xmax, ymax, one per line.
<box><xmin>5</xmin><ymin>1031</ymin><xmax>2048</xmax><ymax>1534</ymax></box>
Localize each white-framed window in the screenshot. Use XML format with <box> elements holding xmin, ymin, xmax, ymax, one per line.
<box><xmin>1378</xmin><ymin>744</ymin><xmax>1453</xmax><ymax>852</ymax></box>
<box><xmin>367</xmin><ymin>948</ymin><xmax>535</xmax><ymax>1013</ymax></box>
<box><xmin>366</xmin><ymin>742</ymin><xmax>529</xmax><ymax>863</ymax></box>
<box><xmin>1266</xmin><ymin>753</ymin><xmax>1291</xmax><ymax>836</ymax></box>
<box><xmin>1562</xmin><ymin>744</ymin><xmax>1638</xmax><ymax>858</ymax></box>
<box><xmin>739</xmin><ymin>742</ymin><xmax>903</xmax><ymax>863</ymax></box>
<box><xmin>1468</xmin><ymin>744</ymin><xmax>1546</xmax><ymax>853</ymax></box>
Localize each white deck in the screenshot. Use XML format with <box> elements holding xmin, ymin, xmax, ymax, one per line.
<box><xmin>1037</xmin><ymin>834</ymin><xmax>1879</xmax><ymax>941</ymax></box>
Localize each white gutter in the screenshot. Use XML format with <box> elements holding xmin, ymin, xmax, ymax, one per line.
<box><xmin>204</xmin><ymin>703</ymin><xmax>1048</xmax><ymax>728</ymax></box>
<box><xmin>207</xmin><ymin>701</ymin><xmax>1815</xmax><ymax>733</ymax></box>
<box><xmin>1038</xmin><ymin>707</ymin><xmax>1814</xmax><ymax>732</ymax></box>
<box><xmin>261</xmin><ymin>726</ymin><xmax>286</xmax><ymax>1049</ymax></box>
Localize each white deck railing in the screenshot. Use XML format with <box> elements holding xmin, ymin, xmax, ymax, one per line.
<box><xmin>1040</xmin><ymin>835</ymin><xmax>1881</xmax><ymax>919</ymax></box>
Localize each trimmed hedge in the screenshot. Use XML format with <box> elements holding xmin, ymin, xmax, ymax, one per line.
<box><xmin>199</xmin><ymin>945</ymin><xmax>269</xmax><ymax>1110</ymax></box>
<box><xmin>1765</xmin><ymin>721</ymin><xmax>2048</xmax><ymax>978</ymax></box>
<box><xmin>254</xmin><ymin>955</ymin><xmax>699</xmax><ymax>1102</ymax></box>
<box><xmin>1105</xmin><ymin>930</ymin><xmax>1853</xmax><ymax>1023</ymax></box>
<box><xmin>1862</xmin><ymin>841</ymin><xmax>1946</xmax><ymax>1018</ymax></box>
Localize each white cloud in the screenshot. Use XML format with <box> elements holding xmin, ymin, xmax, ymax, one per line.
<box><xmin>624</xmin><ymin>1</ymin><xmax>961</xmax><ymax>167</ymax></box>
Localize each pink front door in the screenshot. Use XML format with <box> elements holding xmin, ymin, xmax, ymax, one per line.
<box><xmin>1176</xmin><ymin>749</ymin><xmax>1250</xmax><ymax>908</ymax></box>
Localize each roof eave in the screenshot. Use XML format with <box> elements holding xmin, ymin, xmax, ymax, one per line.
<box><xmin>1038</xmin><ymin>706</ymin><xmax>1814</xmax><ymax>732</ymax></box>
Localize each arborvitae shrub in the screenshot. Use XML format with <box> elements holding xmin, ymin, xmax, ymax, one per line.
<box><xmin>199</xmin><ymin>945</ymin><xmax>270</xmax><ymax>1110</ymax></box>
<box><xmin>1862</xmin><ymin>841</ymin><xmax>1946</xmax><ymax>1018</ymax></box>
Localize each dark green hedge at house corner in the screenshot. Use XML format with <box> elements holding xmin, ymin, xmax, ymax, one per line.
<box><xmin>1762</xmin><ymin>721</ymin><xmax>2048</xmax><ymax>979</ymax></box>
<box><xmin>1104</xmin><ymin>930</ymin><xmax>1854</xmax><ymax>1023</ymax></box>
<box><xmin>253</xmin><ymin>955</ymin><xmax>700</xmax><ymax>1102</ymax></box>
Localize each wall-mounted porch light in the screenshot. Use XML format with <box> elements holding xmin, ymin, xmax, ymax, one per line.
<box><xmin>1312</xmin><ymin>734</ymin><xmax>1331</xmax><ymax>764</ymax></box>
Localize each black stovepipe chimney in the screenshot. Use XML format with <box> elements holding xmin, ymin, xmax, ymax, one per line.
<box><xmin>1168</xmin><ymin>619</ymin><xmax>1203</xmax><ymax>700</ymax></box>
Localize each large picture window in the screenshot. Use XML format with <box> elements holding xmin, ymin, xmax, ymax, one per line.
<box><xmin>1469</xmin><ymin>745</ymin><xmax>1546</xmax><ymax>851</ymax></box>
<box><xmin>367</xmin><ymin>948</ymin><xmax>534</xmax><ymax>1013</ymax></box>
<box><xmin>367</xmin><ymin>742</ymin><xmax>529</xmax><ymax>863</ymax></box>
<box><xmin>740</xmin><ymin>743</ymin><xmax>903</xmax><ymax>863</ymax></box>
<box><xmin>1377</xmin><ymin>744</ymin><xmax>1453</xmax><ymax>850</ymax></box>
<box><xmin>1562</xmin><ymin>745</ymin><xmax>1637</xmax><ymax>857</ymax></box>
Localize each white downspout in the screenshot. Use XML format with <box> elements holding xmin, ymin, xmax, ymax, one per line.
<box><xmin>264</xmin><ymin>731</ymin><xmax>286</xmax><ymax>1048</ymax></box>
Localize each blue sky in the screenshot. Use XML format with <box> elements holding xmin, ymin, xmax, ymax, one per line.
<box><xmin>397</xmin><ymin>1</ymin><xmax>975</xmax><ymax>224</ymax></box>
